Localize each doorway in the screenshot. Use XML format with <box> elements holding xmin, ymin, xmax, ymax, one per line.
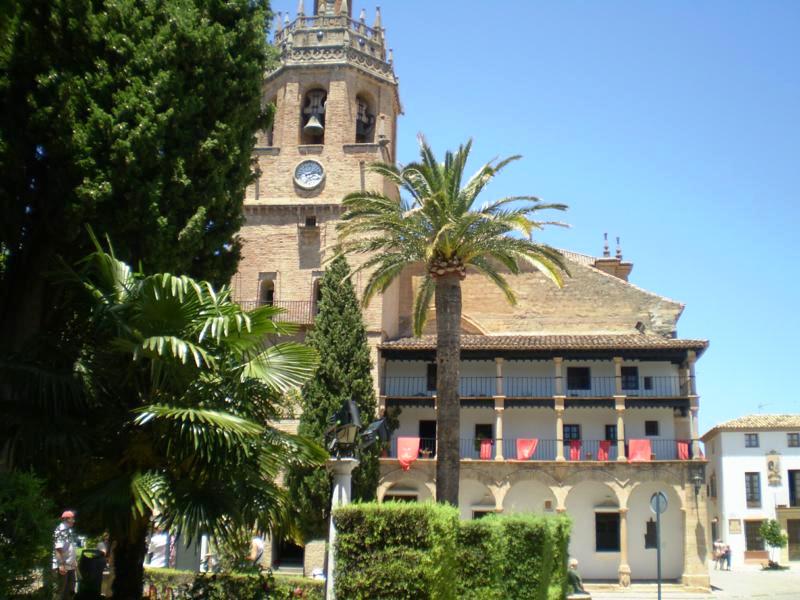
<box><xmin>789</xmin><ymin>520</ymin><xmax>800</xmax><ymax>561</ymax></box>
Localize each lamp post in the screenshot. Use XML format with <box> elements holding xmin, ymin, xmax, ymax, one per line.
<box><xmin>325</xmin><ymin>456</ymin><xmax>359</xmax><ymax>600</ymax></box>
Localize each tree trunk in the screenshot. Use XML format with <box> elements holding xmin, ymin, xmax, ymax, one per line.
<box><xmin>111</xmin><ymin>518</ymin><xmax>149</xmax><ymax>600</ymax></box>
<box><xmin>434</xmin><ymin>274</ymin><xmax>462</xmax><ymax>506</ymax></box>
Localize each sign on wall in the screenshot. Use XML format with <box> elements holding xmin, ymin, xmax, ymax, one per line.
<box><xmin>767</xmin><ymin>450</ymin><xmax>782</xmax><ymax>486</ymax></box>
<box><xmin>728</xmin><ymin>519</ymin><xmax>742</xmax><ymax>534</ymax></box>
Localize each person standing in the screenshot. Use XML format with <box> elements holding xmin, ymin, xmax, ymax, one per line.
<box><xmin>53</xmin><ymin>510</ymin><xmax>78</xmax><ymax>599</ymax></box>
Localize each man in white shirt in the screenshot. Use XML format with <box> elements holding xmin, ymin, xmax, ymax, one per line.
<box><xmin>145</xmin><ymin>528</ymin><xmax>169</xmax><ymax>568</ymax></box>
<box><xmin>53</xmin><ymin>510</ymin><xmax>77</xmax><ymax>599</ymax></box>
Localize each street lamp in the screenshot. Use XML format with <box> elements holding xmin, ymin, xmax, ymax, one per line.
<box><xmin>689</xmin><ymin>462</ymin><xmax>706</xmax><ymax>499</ymax></box>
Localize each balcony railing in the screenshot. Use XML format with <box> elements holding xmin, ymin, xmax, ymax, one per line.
<box><xmin>384</xmin><ymin>437</ymin><xmax>695</xmax><ymax>461</ymax></box>
<box><xmin>382</xmin><ymin>375</ymin><xmax>688</xmax><ymax>398</ymax></box>
<box><xmin>236</xmin><ymin>300</ymin><xmax>315</xmax><ymax>324</ymax></box>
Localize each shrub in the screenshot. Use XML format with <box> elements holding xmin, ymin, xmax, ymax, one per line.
<box><xmin>141</xmin><ymin>568</ymin><xmax>323</xmax><ymax>599</ymax></box>
<box><xmin>0</xmin><ymin>472</ymin><xmax>55</xmax><ymax>598</ymax></box>
<box><xmin>333</xmin><ymin>502</ymin><xmax>459</xmax><ymax>600</ymax></box>
<box><xmin>333</xmin><ymin>503</ymin><xmax>570</xmax><ymax>600</ymax></box>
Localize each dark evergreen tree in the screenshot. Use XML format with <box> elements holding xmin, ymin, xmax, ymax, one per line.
<box><xmin>0</xmin><ymin>0</ymin><xmax>275</xmax><ymax>350</ymax></box>
<box><xmin>285</xmin><ymin>255</ymin><xmax>380</xmax><ymax>541</ymax></box>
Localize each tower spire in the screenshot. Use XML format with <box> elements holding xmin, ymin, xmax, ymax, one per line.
<box><xmin>603</xmin><ymin>233</ymin><xmax>610</xmax><ymax>257</ymax></box>
<box><xmin>275</xmin><ymin>12</ymin><xmax>283</xmax><ymax>33</ymax></box>
<box><xmin>616</xmin><ymin>236</ymin><xmax>623</xmax><ymax>260</ymax></box>
<box><xmin>297</xmin><ymin>0</ymin><xmax>304</xmax><ymax>16</ymax></box>
<box><xmin>339</xmin><ymin>0</ymin><xmax>348</xmax><ymax>16</ymax></box>
<box><xmin>373</xmin><ymin>6</ymin><xmax>382</xmax><ymax>30</ymax></box>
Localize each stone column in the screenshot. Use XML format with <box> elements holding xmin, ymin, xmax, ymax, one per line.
<box><xmin>682</xmin><ymin>475</ymin><xmax>711</xmax><ymax>590</ymax></box>
<box><xmin>615</xmin><ymin>396</ymin><xmax>627</xmax><ymax>462</ymax></box>
<box><xmin>613</xmin><ymin>356</ymin><xmax>623</xmax><ymax>395</ymax></box>
<box><xmin>325</xmin><ymin>457</ymin><xmax>360</xmax><ymax>600</ymax></box>
<box><xmin>494</xmin><ymin>397</ymin><xmax>505</xmax><ymax>460</ymax></box>
<box><xmin>553</xmin><ymin>357</ymin><xmax>564</xmax><ymax>395</ymax></box>
<box><xmin>618</xmin><ymin>507</ymin><xmax>631</xmax><ymax>587</ymax></box>
<box><xmin>555</xmin><ymin>396</ymin><xmax>565</xmax><ymax>462</ymax></box>
<box><xmin>690</xmin><ymin>405</ymin><xmax>701</xmax><ymax>459</ymax></box>
<box><xmin>495</xmin><ymin>357</ymin><xmax>504</xmax><ymax>396</ymax></box>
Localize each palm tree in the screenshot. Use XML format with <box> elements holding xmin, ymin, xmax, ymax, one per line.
<box><xmin>336</xmin><ymin>137</ymin><xmax>568</xmax><ymax>506</ymax></box>
<box><xmin>1</xmin><ymin>238</ymin><xmax>323</xmax><ymax>599</ymax></box>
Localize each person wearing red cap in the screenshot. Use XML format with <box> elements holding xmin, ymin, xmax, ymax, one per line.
<box><xmin>53</xmin><ymin>510</ymin><xmax>77</xmax><ymax>599</ymax></box>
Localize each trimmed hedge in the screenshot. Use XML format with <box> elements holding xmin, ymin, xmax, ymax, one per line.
<box><xmin>333</xmin><ymin>503</ymin><xmax>571</xmax><ymax>600</ymax></box>
<box><xmin>142</xmin><ymin>568</ymin><xmax>323</xmax><ymax>599</ymax></box>
<box><xmin>333</xmin><ymin>502</ymin><xmax>459</xmax><ymax>600</ymax></box>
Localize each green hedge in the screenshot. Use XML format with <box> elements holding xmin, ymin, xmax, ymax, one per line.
<box><xmin>333</xmin><ymin>503</ymin><xmax>571</xmax><ymax>600</ymax></box>
<box><xmin>142</xmin><ymin>568</ymin><xmax>323</xmax><ymax>599</ymax></box>
<box><xmin>333</xmin><ymin>502</ymin><xmax>459</xmax><ymax>600</ymax></box>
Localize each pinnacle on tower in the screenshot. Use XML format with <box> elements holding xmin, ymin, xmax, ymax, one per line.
<box><xmin>297</xmin><ymin>0</ymin><xmax>304</xmax><ymax>16</ymax></box>
<box><xmin>616</xmin><ymin>237</ymin><xmax>623</xmax><ymax>260</ymax></box>
<box><xmin>373</xmin><ymin>6</ymin><xmax>382</xmax><ymax>29</ymax></box>
<box><xmin>275</xmin><ymin>12</ymin><xmax>283</xmax><ymax>33</ymax></box>
<box><xmin>339</xmin><ymin>0</ymin><xmax>348</xmax><ymax>16</ymax></box>
<box><xmin>359</xmin><ymin>8</ymin><xmax>366</xmax><ymax>21</ymax></box>
<box><xmin>603</xmin><ymin>233</ymin><xmax>610</xmax><ymax>257</ymax></box>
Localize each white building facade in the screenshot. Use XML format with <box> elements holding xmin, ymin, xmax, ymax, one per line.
<box><xmin>702</xmin><ymin>415</ymin><xmax>800</xmax><ymax>566</ymax></box>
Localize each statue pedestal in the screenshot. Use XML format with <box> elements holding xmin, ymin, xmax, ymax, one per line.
<box><xmin>325</xmin><ymin>457</ymin><xmax>359</xmax><ymax>600</ymax></box>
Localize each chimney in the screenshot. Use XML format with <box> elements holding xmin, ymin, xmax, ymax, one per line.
<box><xmin>593</xmin><ymin>234</ymin><xmax>634</xmax><ymax>281</ymax></box>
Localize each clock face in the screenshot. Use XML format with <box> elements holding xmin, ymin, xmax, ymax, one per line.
<box><xmin>294</xmin><ymin>160</ymin><xmax>325</xmax><ymax>190</ymax></box>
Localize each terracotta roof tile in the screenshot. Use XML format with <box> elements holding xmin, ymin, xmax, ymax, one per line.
<box><xmin>379</xmin><ymin>334</ymin><xmax>708</xmax><ymax>352</ymax></box>
<box><xmin>702</xmin><ymin>414</ymin><xmax>800</xmax><ymax>440</ymax></box>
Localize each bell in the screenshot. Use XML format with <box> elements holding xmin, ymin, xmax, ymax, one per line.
<box><xmin>303</xmin><ymin>114</ymin><xmax>324</xmax><ymax>137</ymax></box>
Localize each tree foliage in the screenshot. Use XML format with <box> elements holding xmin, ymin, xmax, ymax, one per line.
<box><xmin>285</xmin><ymin>256</ymin><xmax>379</xmax><ymax>541</ymax></box>
<box><xmin>0</xmin><ymin>0</ymin><xmax>275</xmax><ymax>350</ymax></box>
<box><xmin>336</xmin><ymin>136</ymin><xmax>569</xmax><ymax>505</ymax></box>
<box><xmin>1</xmin><ymin>239</ymin><xmax>324</xmax><ymax>598</ymax></box>
<box><xmin>760</xmin><ymin>519</ymin><xmax>788</xmax><ymax>565</ymax></box>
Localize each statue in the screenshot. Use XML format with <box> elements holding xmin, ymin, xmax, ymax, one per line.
<box><xmin>566</xmin><ymin>558</ymin><xmax>592</xmax><ymax>599</ymax></box>
<box><xmin>767</xmin><ymin>451</ymin><xmax>782</xmax><ymax>486</ymax></box>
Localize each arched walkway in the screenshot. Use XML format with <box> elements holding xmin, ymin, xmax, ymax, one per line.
<box><xmin>626</xmin><ymin>482</ymin><xmax>684</xmax><ymax>580</ymax></box>
<box><xmin>378</xmin><ymin>479</ymin><xmax>434</xmax><ymax>503</ymax></box>
<box><xmin>565</xmin><ymin>481</ymin><xmax>621</xmax><ymax>580</ymax></box>
<box><xmin>502</xmin><ymin>480</ymin><xmax>557</xmax><ymax>515</ymax></box>
<box><xmin>458</xmin><ymin>479</ymin><xmax>497</xmax><ymax>520</ymax></box>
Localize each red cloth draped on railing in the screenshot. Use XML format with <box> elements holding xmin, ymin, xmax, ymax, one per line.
<box><xmin>479</xmin><ymin>439</ymin><xmax>493</xmax><ymax>460</ymax></box>
<box><xmin>628</xmin><ymin>439</ymin><xmax>652</xmax><ymax>462</ymax></box>
<box><xmin>598</xmin><ymin>440</ymin><xmax>611</xmax><ymax>461</ymax></box>
<box><xmin>677</xmin><ymin>440</ymin><xmax>690</xmax><ymax>460</ymax></box>
<box><xmin>397</xmin><ymin>437</ymin><xmax>420</xmax><ymax>471</ymax></box>
<box><xmin>516</xmin><ymin>438</ymin><xmax>538</xmax><ymax>460</ymax></box>
<box><xmin>569</xmin><ymin>440</ymin><xmax>582</xmax><ymax>461</ymax></box>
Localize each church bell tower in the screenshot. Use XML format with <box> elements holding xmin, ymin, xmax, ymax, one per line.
<box><xmin>232</xmin><ymin>1</ymin><xmax>402</xmax><ymax>346</ymax></box>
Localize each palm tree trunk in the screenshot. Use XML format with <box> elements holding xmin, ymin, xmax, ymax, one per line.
<box><xmin>111</xmin><ymin>517</ymin><xmax>149</xmax><ymax>600</ymax></box>
<box><xmin>434</xmin><ymin>274</ymin><xmax>462</xmax><ymax>506</ymax></box>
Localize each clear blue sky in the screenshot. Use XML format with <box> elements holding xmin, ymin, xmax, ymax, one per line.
<box><xmin>273</xmin><ymin>1</ymin><xmax>800</xmax><ymax>433</ymax></box>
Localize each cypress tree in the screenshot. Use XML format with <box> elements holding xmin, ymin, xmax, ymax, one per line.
<box><xmin>286</xmin><ymin>255</ymin><xmax>380</xmax><ymax>541</ymax></box>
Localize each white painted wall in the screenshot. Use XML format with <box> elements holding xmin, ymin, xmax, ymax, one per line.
<box><xmin>565</xmin><ymin>481</ymin><xmax>621</xmax><ymax>580</ymax></box>
<box><xmin>711</xmin><ymin>429</ymin><xmax>800</xmax><ymax>565</ymax></box>
<box><xmin>627</xmin><ymin>483</ymin><xmax>684</xmax><ymax>579</ymax></box>
<box><xmin>502</xmin><ymin>480</ymin><xmax>557</xmax><ymax>515</ymax></box>
<box><xmin>459</xmin><ymin>479</ymin><xmax>497</xmax><ymax>520</ymax></box>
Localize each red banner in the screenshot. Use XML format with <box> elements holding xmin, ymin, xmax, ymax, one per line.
<box><xmin>569</xmin><ymin>440</ymin><xmax>582</xmax><ymax>461</ymax></box>
<box><xmin>628</xmin><ymin>439</ymin><xmax>652</xmax><ymax>462</ymax></box>
<box><xmin>397</xmin><ymin>437</ymin><xmax>420</xmax><ymax>471</ymax></box>
<box><xmin>479</xmin><ymin>438</ymin><xmax>493</xmax><ymax>460</ymax></box>
<box><xmin>677</xmin><ymin>440</ymin><xmax>690</xmax><ymax>460</ymax></box>
<box><xmin>598</xmin><ymin>440</ymin><xmax>611</xmax><ymax>461</ymax></box>
<box><xmin>516</xmin><ymin>438</ymin><xmax>538</xmax><ymax>460</ymax></box>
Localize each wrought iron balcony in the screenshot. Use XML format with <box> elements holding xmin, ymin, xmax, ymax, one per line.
<box><xmin>236</xmin><ymin>300</ymin><xmax>315</xmax><ymax>324</ymax></box>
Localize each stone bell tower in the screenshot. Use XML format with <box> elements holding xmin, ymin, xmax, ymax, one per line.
<box><xmin>232</xmin><ymin>1</ymin><xmax>403</xmax><ymax>354</ymax></box>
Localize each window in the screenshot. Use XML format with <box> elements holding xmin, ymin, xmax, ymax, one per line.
<box><xmin>300</xmin><ymin>88</ymin><xmax>327</xmax><ymax>144</ymax></box>
<box><xmin>304</xmin><ymin>215</ymin><xmax>317</xmax><ymax>228</ymax></box>
<box><xmin>745</xmin><ymin>472</ymin><xmax>761</xmax><ymax>508</ymax></box>
<box><xmin>709</xmin><ymin>472</ymin><xmax>717</xmax><ymax>499</ymax></box>
<box><xmin>419</xmin><ymin>421</ymin><xmax>436</xmax><ymax>457</ymax></box>
<box><xmin>644</xmin><ymin>519</ymin><xmax>657</xmax><ymax>549</ymax></box>
<box><xmin>355</xmin><ymin>94</ymin><xmax>375</xmax><ymax>143</ymax></box>
<box><xmin>789</xmin><ymin>470</ymin><xmax>800</xmax><ymax>507</ymax></box>
<box><xmin>475</xmin><ymin>424</ymin><xmax>493</xmax><ymax>441</ymax></box>
<box><xmin>645</xmin><ymin>421</ymin><xmax>660</xmax><ymax>436</ymax></box>
<box><xmin>643</xmin><ymin>376</ymin><xmax>654</xmax><ymax>391</ymax></box>
<box><xmin>563</xmin><ymin>424</ymin><xmax>581</xmax><ymax>441</ymax></box>
<box><xmin>595</xmin><ymin>512</ymin><xmax>620</xmax><ymax>552</ymax></box>
<box><xmin>472</xmin><ymin>510</ymin><xmax>493</xmax><ymax>520</ymax></box>
<box><xmin>567</xmin><ymin>367</ymin><xmax>591</xmax><ymax>391</ymax></box>
<box><xmin>711</xmin><ymin>520</ymin><xmax>718</xmax><ymax>544</ymax></box>
<box><xmin>745</xmin><ymin>433</ymin><xmax>760</xmax><ymax>448</ymax></box>
<box><xmin>426</xmin><ymin>363</ymin><xmax>437</xmax><ymax>392</ymax></box>
<box><xmin>621</xmin><ymin>366</ymin><xmax>639</xmax><ymax>390</ymax></box>
<box><xmin>258</xmin><ymin>279</ymin><xmax>275</xmax><ymax>306</ymax></box>
<box><xmin>383</xmin><ymin>494</ymin><xmax>417</xmax><ymax>503</ymax></box>
<box><xmin>788</xmin><ymin>433</ymin><xmax>800</xmax><ymax>448</ymax></box>
<box><xmin>745</xmin><ymin>520</ymin><xmax>765</xmax><ymax>551</ymax></box>
<box><xmin>605</xmin><ymin>424</ymin><xmax>617</xmax><ymax>442</ymax></box>
<box><xmin>313</xmin><ymin>279</ymin><xmax>323</xmax><ymax>314</ymax></box>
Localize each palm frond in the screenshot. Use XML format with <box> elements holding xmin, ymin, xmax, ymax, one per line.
<box><xmin>412</xmin><ymin>275</ymin><xmax>436</xmax><ymax>336</ymax></box>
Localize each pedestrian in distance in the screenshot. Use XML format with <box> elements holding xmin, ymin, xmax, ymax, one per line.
<box><xmin>723</xmin><ymin>544</ymin><xmax>732</xmax><ymax>570</ymax></box>
<box><xmin>53</xmin><ymin>510</ymin><xmax>78</xmax><ymax>599</ymax></box>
